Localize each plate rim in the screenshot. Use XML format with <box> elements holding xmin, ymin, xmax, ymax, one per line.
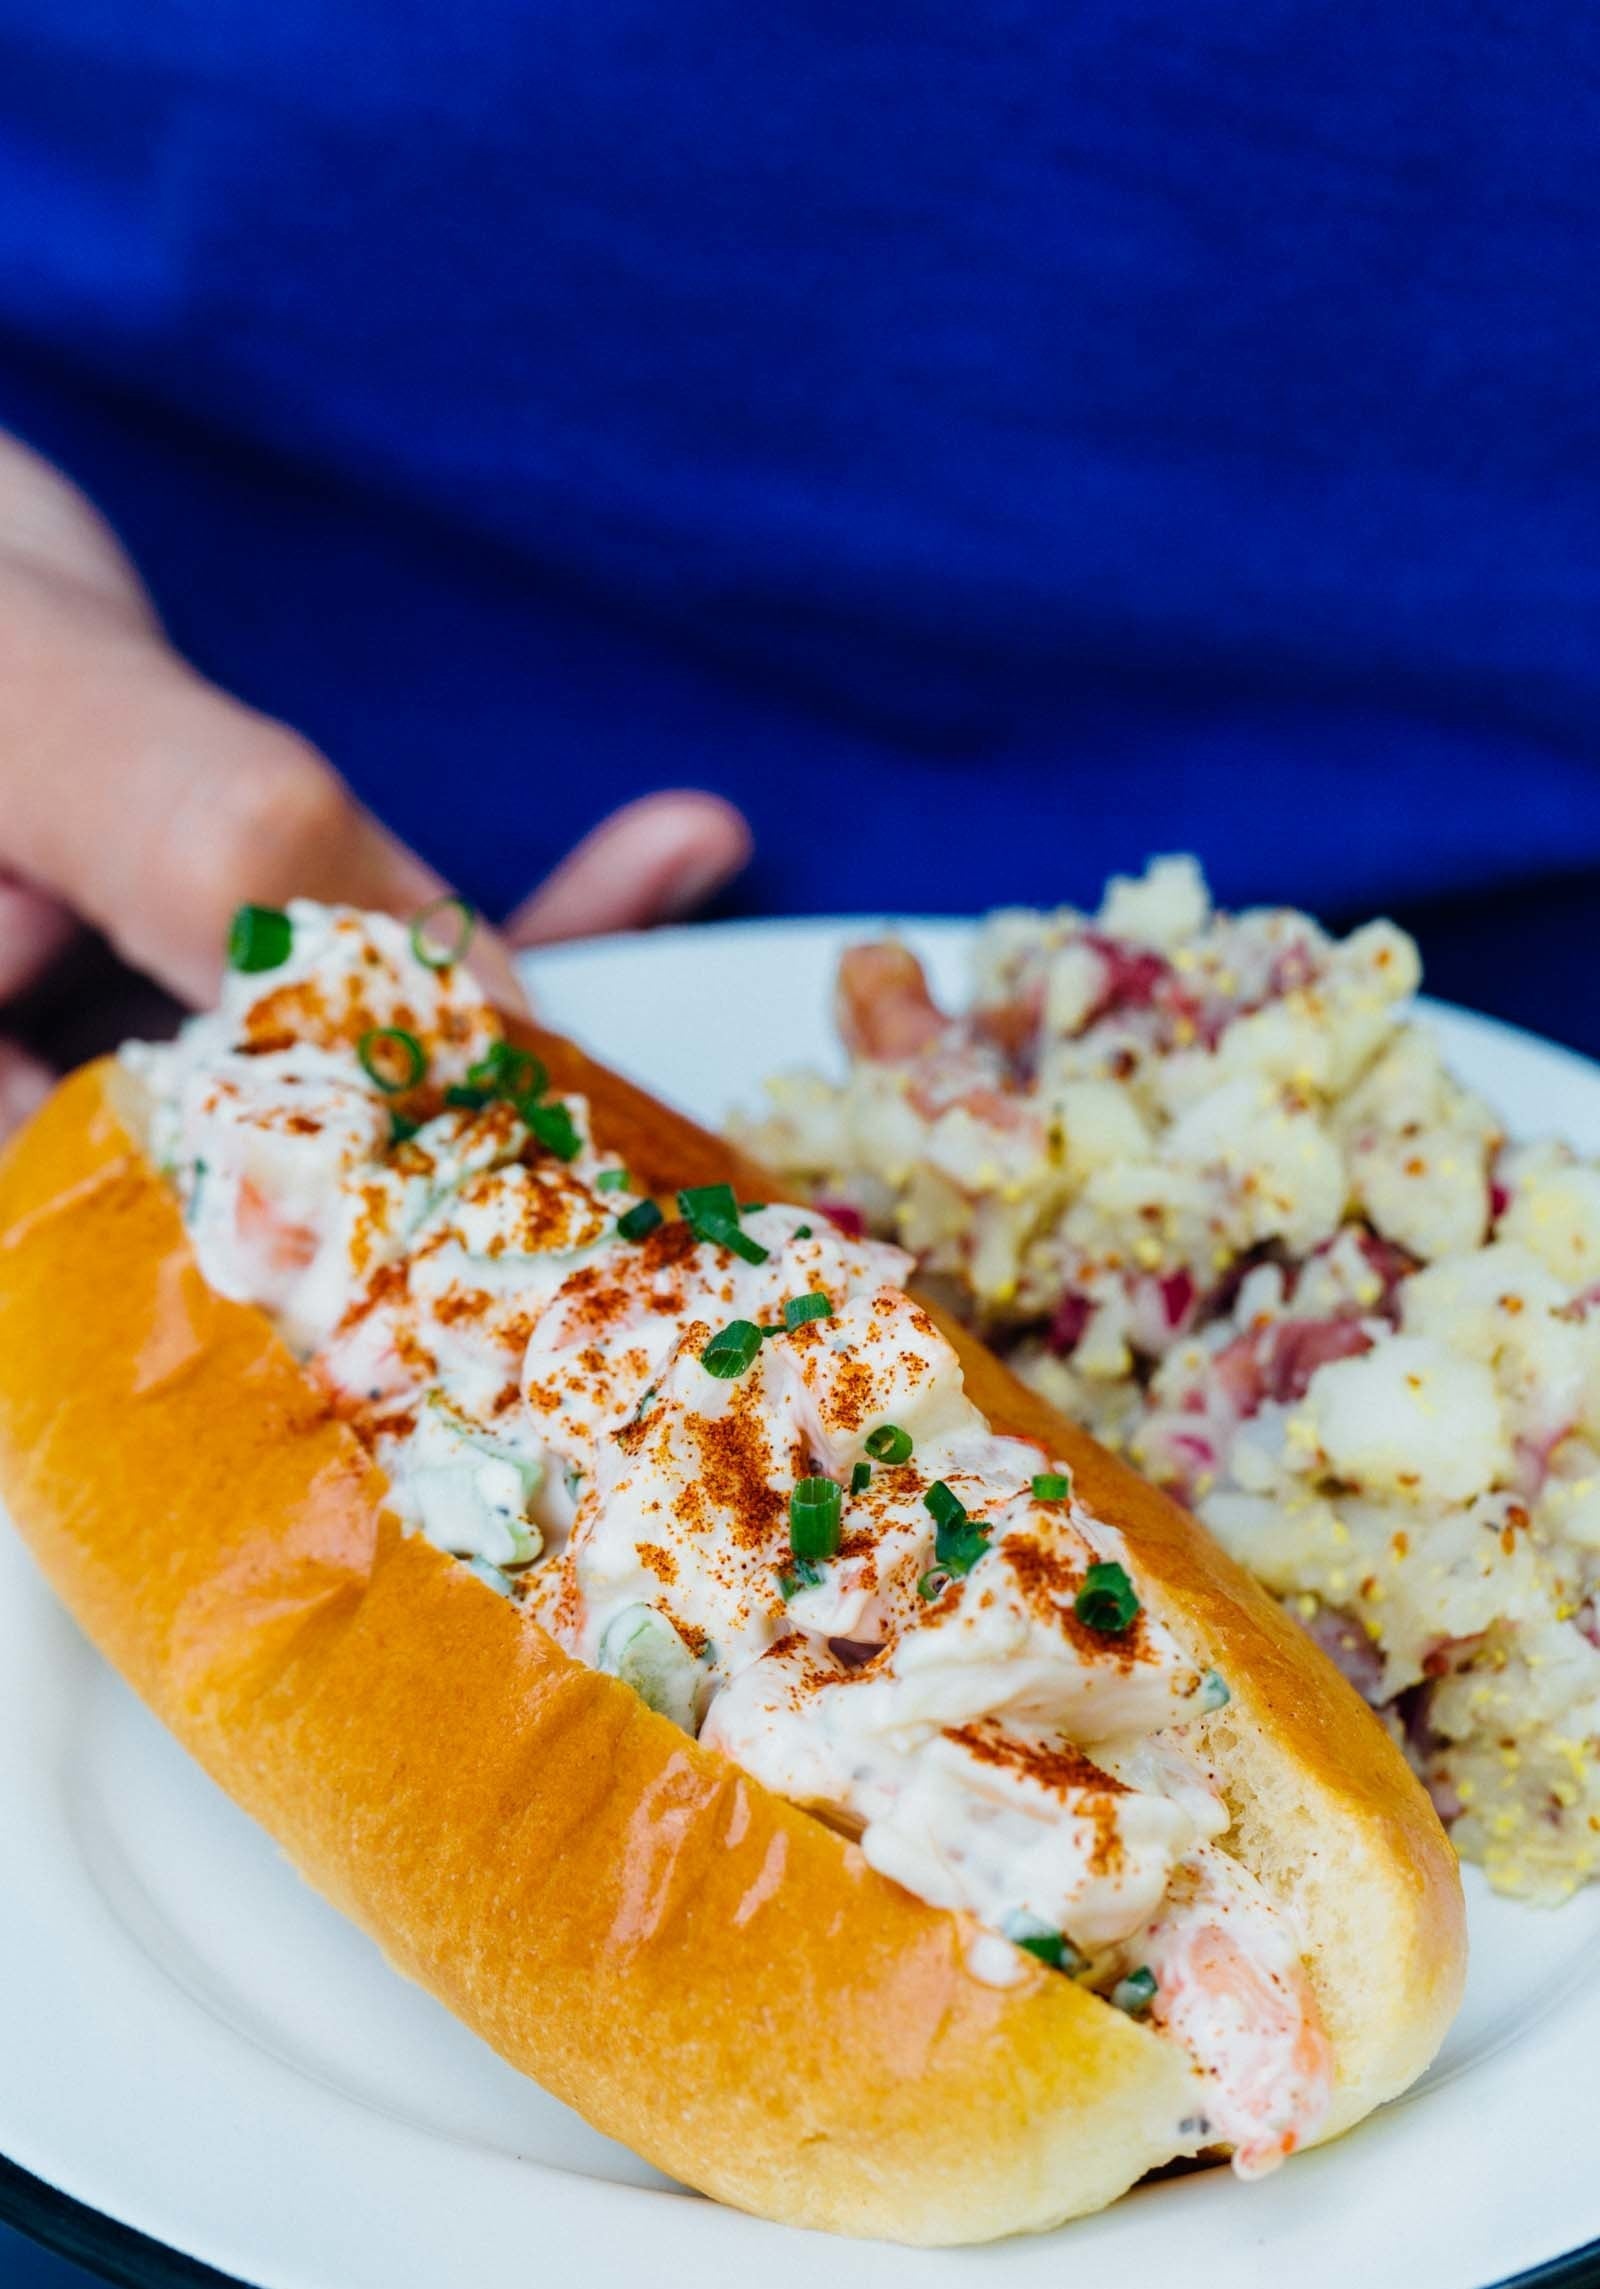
<box><xmin>5</xmin><ymin>2148</ymin><xmax>1599</xmax><ymax>2289</ymax></box>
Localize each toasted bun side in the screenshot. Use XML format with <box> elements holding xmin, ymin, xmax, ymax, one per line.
<box><xmin>0</xmin><ymin>1061</ymin><xmax>1198</xmax><ymax>2246</ymax></box>
<box><xmin>0</xmin><ymin>1038</ymin><xmax>1464</xmax><ymax>2241</ymax></box>
<box><xmin>520</xmin><ymin>1025</ymin><xmax>1468</xmax><ymax>2135</ymax></box>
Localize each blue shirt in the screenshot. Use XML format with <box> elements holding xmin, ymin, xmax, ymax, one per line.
<box><xmin>3</xmin><ymin>2</ymin><xmax>1600</xmax><ymax>1056</ymax></box>
<box><xmin>1</xmin><ymin>15</ymin><xmax>1600</xmax><ymax>2280</ymax></box>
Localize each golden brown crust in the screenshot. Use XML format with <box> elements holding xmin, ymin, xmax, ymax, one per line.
<box><xmin>0</xmin><ymin>1042</ymin><xmax>1464</xmax><ymax>2241</ymax></box>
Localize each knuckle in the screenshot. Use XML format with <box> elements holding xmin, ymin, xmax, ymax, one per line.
<box><xmin>210</xmin><ymin>728</ymin><xmax>351</xmax><ymax>892</ymax></box>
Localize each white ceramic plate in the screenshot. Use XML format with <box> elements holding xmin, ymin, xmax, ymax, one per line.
<box><xmin>4</xmin><ymin>918</ymin><xmax>1599</xmax><ymax>2289</ymax></box>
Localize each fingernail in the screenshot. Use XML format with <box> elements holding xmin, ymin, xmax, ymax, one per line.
<box><xmin>656</xmin><ymin>850</ymin><xmax>739</xmax><ymax>921</ymax></box>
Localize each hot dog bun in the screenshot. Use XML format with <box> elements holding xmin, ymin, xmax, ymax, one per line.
<box><xmin>0</xmin><ymin>1033</ymin><xmax>1464</xmax><ymax>2243</ymax></box>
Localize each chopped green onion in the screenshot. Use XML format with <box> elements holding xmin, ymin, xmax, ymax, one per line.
<box><xmin>525</xmin><ymin>1099</ymin><xmax>581</xmax><ymax>1161</ymax></box>
<box><xmin>390</xmin><ymin>1112</ymin><xmax>421</xmax><ymax>1145</ymax></box>
<box><xmin>678</xmin><ymin>1183</ymin><xmax>770</xmax><ymax>1265</ymax></box>
<box><xmin>1031</xmin><ymin>1471</ymin><xmax>1072</xmax><ymax>1502</ymax></box>
<box><xmin>595</xmin><ymin>1167</ymin><xmax>632</xmax><ymax>1194</ymax></box>
<box><xmin>444</xmin><ymin>1083</ymin><xmax>493</xmax><ymax>1111</ymax></box>
<box><xmin>227</xmin><ymin>903</ymin><xmax>292</xmax><ymax>973</ymax></box>
<box><xmin>779</xmin><ymin>1560</ymin><xmax>823</xmax><ymax>1600</ymax></box>
<box><xmin>794</xmin><ymin>1223</ymin><xmax>812</xmax><ymax>1238</ymax></box>
<box><xmin>1111</xmin><ymin>1967</ymin><xmax>1158</xmax><ymax>2016</ymax></box>
<box><xmin>923</xmin><ymin>1480</ymin><xmax>968</xmax><ymax>1530</ymax></box>
<box><xmin>924</xmin><ymin>1482</ymin><xmax>989</xmax><ymax>1576</ymax></box>
<box><xmin>850</xmin><ymin>1461</ymin><xmax>872</xmax><ymax>1496</ymax></box>
<box><xmin>679</xmin><ymin>1181</ymin><xmax>739</xmax><ymax>1225</ymax></box>
<box><xmin>916</xmin><ymin>1568</ymin><xmax>951</xmax><ymax>1602</ymax></box>
<box><xmin>465</xmin><ymin>1041</ymin><xmax>547</xmax><ymax>1102</ymax></box>
<box><xmin>784</xmin><ymin>1291</ymin><xmax>833</xmax><ymax>1329</ymax></box>
<box><xmin>1075</xmin><ymin>1560</ymin><xmax>1141</xmax><ymax>1635</ymax></box>
<box><xmin>701</xmin><ymin>1320</ymin><xmax>764</xmax><ymax>1379</ymax></box>
<box><xmin>409</xmin><ymin>894</ymin><xmax>476</xmax><ymax>969</ymax></box>
<box><xmin>703</xmin><ymin>1216</ymin><xmax>768</xmax><ymax>1264</ymax></box>
<box><xmin>1197</xmin><ymin>1668</ymin><xmax>1230</xmax><ymax>1713</ymax></box>
<box><xmin>739</xmin><ymin>1202</ymin><xmax>767</xmax><ymax>1214</ymax></box>
<box><xmin>760</xmin><ymin>1324</ymin><xmax>784</xmax><ymax>1339</ymax></box>
<box><xmin>617</xmin><ymin>1199</ymin><xmax>664</xmax><ymax>1241</ymax></box>
<box><xmin>866</xmin><ymin>1423</ymin><xmax>913</xmax><ymax>1465</ymax></box>
<box><xmin>790</xmin><ymin>1476</ymin><xmax>843</xmax><ymax>1563</ymax></box>
<box><xmin>938</xmin><ymin>1518</ymin><xmax>991</xmax><ymax>1576</ymax></box>
<box><xmin>358</xmin><ymin>1027</ymin><xmax>427</xmax><ymax>1093</ymax></box>
<box><xmin>1015</xmin><ymin>1931</ymin><xmax>1087</xmax><ymax>1976</ymax></box>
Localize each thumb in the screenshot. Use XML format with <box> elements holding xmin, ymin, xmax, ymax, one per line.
<box><xmin>0</xmin><ymin>580</ymin><xmax>525</xmax><ymax>1010</ymax></box>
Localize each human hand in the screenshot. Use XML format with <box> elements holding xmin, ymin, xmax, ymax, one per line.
<box><xmin>0</xmin><ymin>432</ymin><xmax>750</xmax><ymax>1131</ymax></box>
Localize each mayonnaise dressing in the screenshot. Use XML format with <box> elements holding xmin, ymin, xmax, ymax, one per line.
<box><xmin>124</xmin><ymin>900</ymin><xmax>1333</xmax><ymax>2174</ymax></box>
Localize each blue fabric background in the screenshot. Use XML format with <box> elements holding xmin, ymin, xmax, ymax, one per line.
<box><xmin>2</xmin><ymin>5</ymin><xmax>1600</xmax><ymax>2276</ymax></box>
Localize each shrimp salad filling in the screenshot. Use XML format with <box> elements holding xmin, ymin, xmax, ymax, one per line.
<box><xmin>122</xmin><ymin>899</ymin><xmax>1332</xmax><ymax>2179</ymax></box>
<box><xmin>741</xmin><ymin>854</ymin><xmax>1600</xmax><ymax>1905</ymax></box>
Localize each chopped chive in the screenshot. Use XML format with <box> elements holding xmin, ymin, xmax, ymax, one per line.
<box><xmin>595</xmin><ymin>1167</ymin><xmax>632</xmax><ymax>1194</ymax></box>
<box><xmin>390</xmin><ymin>1112</ymin><xmax>421</xmax><ymax>1145</ymax></box>
<box><xmin>678</xmin><ymin>1183</ymin><xmax>770</xmax><ymax>1265</ymax></box>
<box><xmin>410</xmin><ymin>894</ymin><xmax>476</xmax><ymax>969</ymax></box>
<box><xmin>938</xmin><ymin>1519</ymin><xmax>991</xmax><ymax>1576</ymax></box>
<box><xmin>617</xmin><ymin>1198</ymin><xmax>664</xmax><ymax>1241</ymax></box>
<box><xmin>790</xmin><ymin>1476</ymin><xmax>843</xmax><ymax>1563</ymax></box>
<box><xmin>227</xmin><ymin>903</ymin><xmax>293</xmax><ymax>973</ymax></box>
<box><xmin>916</xmin><ymin>1568</ymin><xmax>950</xmax><ymax>1602</ymax></box>
<box><xmin>739</xmin><ymin>1201</ymin><xmax>767</xmax><ymax>1214</ymax></box>
<box><xmin>784</xmin><ymin>1291</ymin><xmax>833</xmax><ymax>1329</ymax></box>
<box><xmin>779</xmin><ymin>1560</ymin><xmax>823</xmax><ymax>1600</ymax></box>
<box><xmin>702</xmin><ymin>1320</ymin><xmax>764</xmax><ymax>1379</ymax></box>
<box><xmin>794</xmin><ymin>1223</ymin><xmax>813</xmax><ymax>1238</ymax></box>
<box><xmin>525</xmin><ymin>1099</ymin><xmax>581</xmax><ymax>1161</ymax></box>
<box><xmin>444</xmin><ymin>1083</ymin><xmax>493</xmax><ymax>1111</ymax></box>
<box><xmin>924</xmin><ymin>1482</ymin><xmax>989</xmax><ymax>1576</ymax></box>
<box><xmin>923</xmin><ymin>1480</ymin><xmax>968</xmax><ymax>1531</ymax></box>
<box><xmin>760</xmin><ymin>1324</ymin><xmax>784</xmax><ymax>1339</ymax></box>
<box><xmin>465</xmin><ymin>1041</ymin><xmax>547</xmax><ymax>1102</ymax></box>
<box><xmin>678</xmin><ymin>1181</ymin><xmax>738</xmax><ymax>1224</ymax></box>
<box><xmin>1075</xmin><ymin>1560</ymin><xmax>1141</xmax><ymax>1635</ymax></box>
<box><xmin>850</xmin><ymin>1461</ymin><xmax>872</xmax><ymax>1496</ymax></box>
<box><xmin>702</xmin><ymin>1215</ymin><xmax>769</xmax><ymax>1264</ymax></box>
<box><xmin>865</xmin><ymin>1423</ymin><xmax>913</xmax><ymax>1465</ymax></box>
<box><xmin>1016</xmin><ymin>1931</ymin><xmax>1086</xmax><ymax>1975</ymax></box>
<box><xmin>358</xmin><ymin>1026</ymin><xmax>427</xmax><ymax>1092</ymax></box>
<box><xmin>1031</xmin><ymin>1471</ymin><xmax>1072</xmax><ymax>1502</ymax></box>
<box><xmin>1111</xmin><ymin>1967</ymin><xmax>1158</xmax><ymax>2016</ymax></box>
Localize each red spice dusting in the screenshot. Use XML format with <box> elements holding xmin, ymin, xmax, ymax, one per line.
<box><xmin>999</xmin><ymin>1533</ymin><xmax>1150</xmax><ymax>1669</ymax></box>
<box><xmin>685</xmin><ymin>1397</ymin><xmax>786</xmax><ymax>1552</ymax></box>
<box><xmin>946</xmin><ymin>1722</ymin><xmax>1128</xmax><ymax>1873</ymax></box>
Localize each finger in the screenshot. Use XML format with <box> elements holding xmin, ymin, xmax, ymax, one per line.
<box><xmin>0</xmin><ymin>876</ymin><xmax>77</xmax><ymax>1000</ymax></box>
<box><xmin>0</xmin><ymin>596</ymin><xmax>525</xmax><ymax>1012</ymax></box>
<box><xmin>0</xmin><ymin>1037</ymin><xmax>55</xmax><ymax>1139</ymax></box>
<box><xmin>505</xmin><ymin>791</ymin><xmax>751</xmax><ymax>947</ymax></box>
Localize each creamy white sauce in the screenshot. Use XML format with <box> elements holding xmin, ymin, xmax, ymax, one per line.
<box><xmin>125</xmin><ymin>900</ymin><xmax>1334</xmax><ymax>2173</ymax></box>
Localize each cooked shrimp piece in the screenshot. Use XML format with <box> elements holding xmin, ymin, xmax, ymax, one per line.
<box><xmin>235</xmin><ymin>1177</ymin><xmax>319</xmax><ymax>1280</ymax></box>
<box><xmin>837</xmin><ymin>942</ymin><xmax>950</xmax><ymax>1061</ymax></box>
<box><xmin>1136</xmin><ymin>1843</ymin><xmax>1333</xmax><ymax>2177</ymax></box>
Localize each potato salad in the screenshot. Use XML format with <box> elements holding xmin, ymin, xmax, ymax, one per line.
<box><xmin>124</xmin><ymin>897</ymin><xmax>1333</xmax><ymax>2178</ymax></box>
<box><xmin>742</xmin><ymin>856</ymin><xmax>1600</xmax><ymax>1903</ymax></box>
